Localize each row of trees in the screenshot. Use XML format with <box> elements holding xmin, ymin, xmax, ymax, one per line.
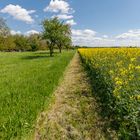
<box><xmin>0</xmin><ymin>34</ymin><xmax>47</xmax><ymax>51</ymax></box>
<box><xmin>0</xmin><ymin>17</ymin><xmax>73</xmax><ymax>55</ymax></box>
<box><xmin>0</xmin><ymin>18</ymin><xmax>47</xmax><ymax>51</ymax></box>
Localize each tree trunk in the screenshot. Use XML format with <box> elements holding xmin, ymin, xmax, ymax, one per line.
<box><xmin>50</xmin><ymin>48</ymin><xmax>53</xmax><ymax>56</ymax></box>
<box><xmin>66</xmin><ymin>47</ymin><xmax>69</xmax><ymax>51</ymax></box>
<box><xmin>58</xmin><ymin>45</ymin><xmax>62</xmax><ymax>53</ymax></box>
<box><xmin>50</xmin><ymin>50</ymin><xmax>53</xmax><ymax>57</ymax></box>
<box><xmin>59</xmin><ymin>47</ymin><xmax>62</xmax><ymax>53</ymax></box>
<box><xmin>49</xmin><ymin>45</ymin><xmax>53</xmax><ymax>57</ymax></box>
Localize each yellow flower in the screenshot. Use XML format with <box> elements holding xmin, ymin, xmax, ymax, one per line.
<box><xmin>117</xmin><ymin>61</ymin><xmax>123</xmax><ymax>66</ymax></box>
<box><xmin>109</xmin><ymin>70</ymin><xmax>114</xmax><ymax>74</ymax></box>
<box><xmin>115</xmin><ymin>77</ymin><xmax>119</xmax><ymax>81</ymax></box>
<box><xmin>120</xmin><ymin>68</ymin><xmax>127</xmax><ymax>76</ymax></box>
<box><xmin>130</xmin><ymin>58</ymin><xmax>136</xmax><ymax>62</ymax></box>
<box><xmin>129</xmin><ymin>75</ymin><xmax>134</xmax><ymax>81</ymax></box>
<box><xmin>130</xmin><ymin>95</ymin><xmax>140</xmax><ymax>100</ymax></box>
<box><xmin>136</xmin><ymin>65</ymin><xmax>140</xmax><ymax>70</ymax></box>
<box><xmin>116</xmin><ymin>80</ymin><xmax>123</xmax><ymax>85</ymax></box>
<box><xmin>78</xmin><ymin>48</ymin><xmax>140</xmax><ymax>103</ymax></box>
<box><xmin>128</xmin><ymin>64</ymin><xmax>135</xmax><ymax>70</ymax></box>
<box><xmin>137</xmin><ymin>95</ymin><xmax>140</xmax><ymax>100</ymax></box>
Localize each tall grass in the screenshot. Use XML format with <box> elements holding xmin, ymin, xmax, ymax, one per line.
<box><xmin>0</xmin><ymin>51</ymin><xmax>75</xmax><ymax>139</ymax></box>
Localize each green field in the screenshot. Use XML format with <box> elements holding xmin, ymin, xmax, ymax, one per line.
<box><xmin>0</xmin><ymin>50</ymin><xmax>75</xmax><ymax>139</ymax></box>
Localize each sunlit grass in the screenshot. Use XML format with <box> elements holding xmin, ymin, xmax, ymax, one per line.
<box><xmin>0</xmin><ymin>50</ymin><xmax>75</xmax><ymax>139</ymax></box>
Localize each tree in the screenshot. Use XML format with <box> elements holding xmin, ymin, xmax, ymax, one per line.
<box><xmin>56</xmin><ymin>23</ymin><xmax>71</xmax><ymax>53</ymax></box>
<box><xmin>28</xmin><ymin>34</ymin><xmax>40</xmax><ymax>51</ymax></box>
<box><xmin>42</xmin><ymin>17</ymin><xmax>72</xmax><ymax>56</ymax></box>
<box><xmin>42</xmin><ymin>18</ymin><xmax>60</xmax><ymax>56</ymax></box>
<box><xmin>0</xmin><ymin>17</ymin><xmax>10</xmax><ymax>37</ymax></box>
<box><xmin>0</xmin><ymin>35</ymin><xmax>15</xmax><ymax>51</ymax></box>
<box><xmin>14</xmin><ymin>35</ymin><xmax>30</xmax><ymax>51</ymax></box>
<box><xmin>64</xmin><ymin>37</ymin><xmax>72</xmax><ymax>51</ymax></box>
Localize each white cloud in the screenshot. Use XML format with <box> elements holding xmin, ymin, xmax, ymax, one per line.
<box><xmin>53</xmin><ymin>14</ymin><xmax>73</xmax><ymax>20</ymax></box>
<box><xmin>10</xmin><ymin>30</ymin><xmax>21</xmax><ymax>35</ymax></box>
<box><xmin>25</xmin><ymin>30</ymin><xmax>39</xmax><ymax>36</ymax></box>
<box><xmin>1</xmin><ymin>4</ymin><xmax>35</xmax><ymax>23</ymax></box>
<box><xmin>72</xmin><ymin>28</ymin><xmax>140</xmax><ymax>47</ymax></box>
<box><xmin>84</xmin><ymin>29</ymin><xmax>96</xmax><ymax>36</ymax></box>
<box><xmin>116</xmin><ymin>29</ymin><xmax>140</xmax><ymax>40</ymax></box>
<box><xmin>72</xmin><ymin>29</ymin><xmax>96</xmax><ymax>37</ymax></box>
<box><xmin>45</xmin><ymin>0</ymin><xmax>76</xmax><ymax>27</ymax></box>
<box><xmin>44</xmin><ymin>0</ymin><xmax>73</xmax><ymax>14</ymax></box>
<box><xmin>66</xmin><ymin>19</ymin><xmax>76</xmax><ymax>25</ymax></box>
<box><xmin>113</xmin><ymin>29</ymin><xmax>140</xmax><ymax>46</ymax></box>
<box><xmin>103</xmin><ymin>35</ymin><xmax>108</xmax><ymax>38</ymax></box>
<box><xmin>72</xmin><ymin>29</ymin><xmax>116</xmax><ymax>46</ymax></box>
<box><xmin>28</xmin><ymin>10</ymin><xmax>36</xmax><ymax>14</ymax></box>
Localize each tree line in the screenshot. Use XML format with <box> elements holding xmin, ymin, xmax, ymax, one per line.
<box><xmin>0</xmin><ymin>17</ymin><xmax>73</xmax><ymax>56</ymax></box>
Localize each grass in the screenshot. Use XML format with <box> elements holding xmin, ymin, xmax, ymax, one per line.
<box><xmin>0</xmin><ymin>50</ymin><xmax>75</xmax><ymax>140</ymax></box>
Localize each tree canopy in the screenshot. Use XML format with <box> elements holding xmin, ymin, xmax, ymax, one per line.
<box><xmin>42</xmin><ymin>17</ymin><xmax>72</xmax><ymax>56</ymax></box>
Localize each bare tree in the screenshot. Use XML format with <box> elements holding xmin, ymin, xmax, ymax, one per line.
<box><xmin>0</xmin><ymin>17</ymin><xmax>10</xmax><ymax>37</ymax></box>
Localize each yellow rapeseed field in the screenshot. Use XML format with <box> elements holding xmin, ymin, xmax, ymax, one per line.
<box><xmin>78</xmin><ymin>48</ymin><xmax>140</xmax><ymax>139</ymax></box>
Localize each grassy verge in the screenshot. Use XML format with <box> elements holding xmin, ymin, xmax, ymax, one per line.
<box><xmin>0</xmin><ymin>50</ymin><xmax>75</xmax><ymax>140</ymax></box>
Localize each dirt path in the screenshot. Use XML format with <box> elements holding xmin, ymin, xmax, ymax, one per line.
<box><xmin>34</xmin><ymin>53</ymin><xmax>108</xmax><ymax>140</ymax></box>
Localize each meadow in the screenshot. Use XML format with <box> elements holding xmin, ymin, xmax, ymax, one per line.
<box><xmin>0</xmin><ymin>50</ymin><xmax>75</xmax><ymax>139</ymax></box>
<box><xmin>78</xmin><ymin>48</ymin><xmax>140</xmax><ymax>139</ymax></box>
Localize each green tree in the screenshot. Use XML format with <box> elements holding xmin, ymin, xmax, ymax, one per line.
<box><xmin>56</xmin><ymin>23</ymin><xmax>71</xmax><ymax>53</ymax></box>
<box><xmin>64</xmin><ymin>36</ymin><xmax>72</xmax><ymax>51</ymax></box>
<box><xmin>42</xmin><ymin>18</ymin><xmax>60</xmax><ymax>56</ymax></box>
<box><xmin>14</xmin><ymin>35</ymin><xmax>30</xmax><ymax>51</ymax></box>
<box><xmin>0</xmin><ymin>35</ymin><xmax>15</xmax><ymax>51</ymax></box>
<box><xmin>42</xmin><ymin>17</ymin><xmax>72</xmax><ymax>56</ymax></box>
<box><xmin>28</xmin><ymin>34</ymin><xmax>40</xmax><ymax>51</ymax></box>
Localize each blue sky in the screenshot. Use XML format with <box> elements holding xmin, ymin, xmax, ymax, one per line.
<box><xmin>1</xmin><ymin>0</ymin><xmax>140</xmax><ymax>46</ymax></box>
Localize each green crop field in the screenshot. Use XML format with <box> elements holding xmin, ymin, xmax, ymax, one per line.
<box><xmin>0</xmin><ymin>50</ymin><xmax>75</xmax><ymax>139</ymax></box>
